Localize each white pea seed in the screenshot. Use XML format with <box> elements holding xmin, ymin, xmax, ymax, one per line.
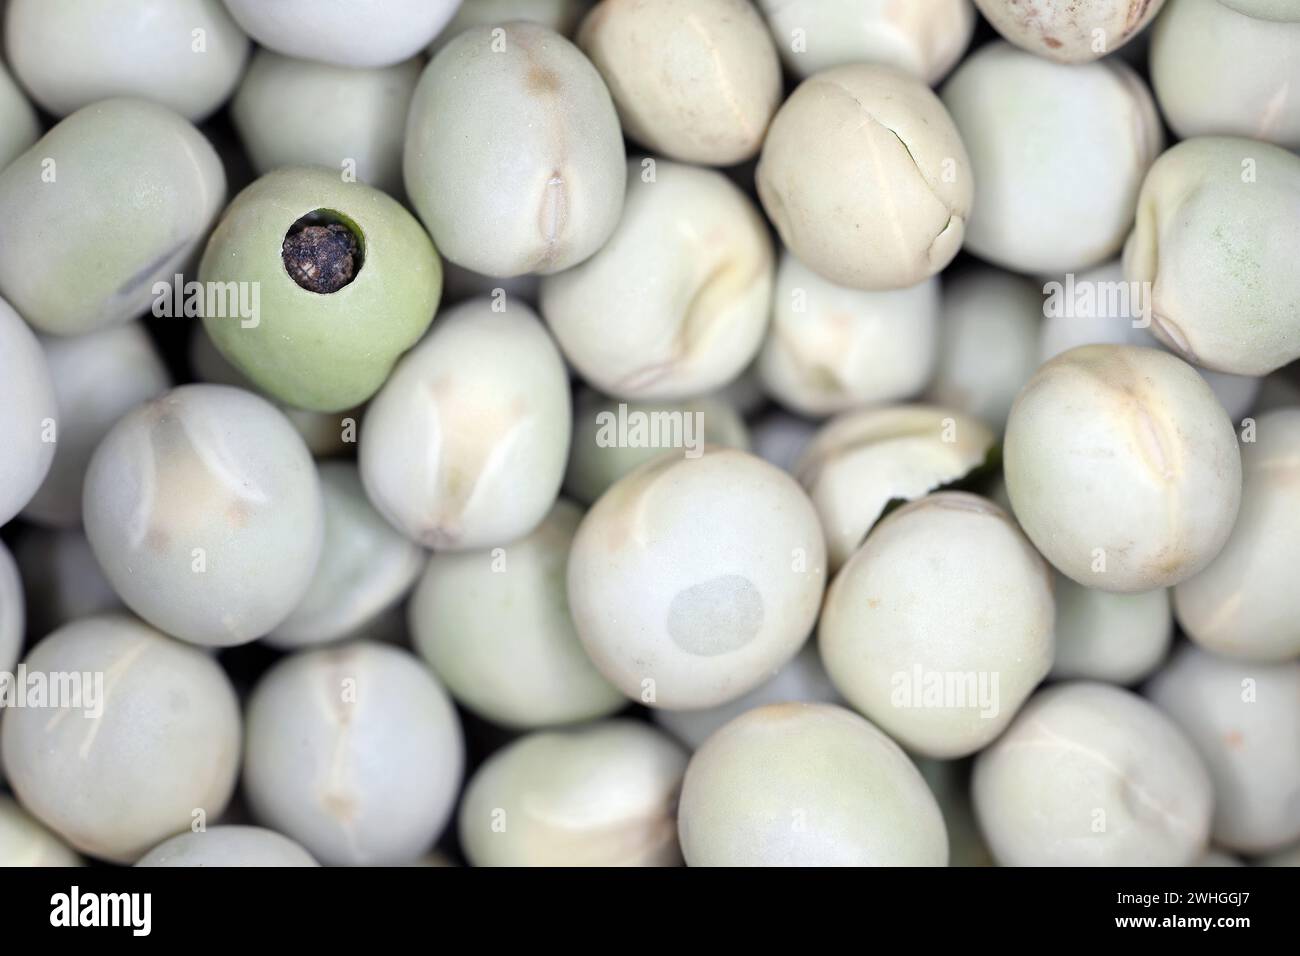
<box><xmin>1150</xmin><ymin>0</ymin><xmax>1300</xmax><ymax>149</ymax></box>
<box><xmin>567</xmin><ymin>448</ymin><xmax>827</xmax><ymax>710</ymax></box>
<box><xmin>222</xmin><ymin>0</ymin><xmax>462</xmax><ymax>68</ymax></box>
<box><xmin>654</xmin><ymin>643</ymin><xmax>841</xmax><ymax>752</ymax></box>
<box><xmin>0</xmin><ymin>539</ymin><xmax>21</xmax><ymax>677</ymax></box>
<box><xmin>1146</xmin><ymin>644</ymin><xmax>1300</xmax><ymax>854</ymax></box>
<box><xmin>0</xmin><ymin>614</ymin><xmax>242</xmax><ymax>864</ymax></box>
<box><xmin>1039</xmin><ymin>261</ymin><xmax>1156</xmax><ymax>360</ymax></box>
<box><xmin>23</xmin><ymin>323</ymin><xmax>171</xmax><ymax>529</ymax></box>
<box><xmin>0</xmin><ymin>298</ymin><xmax>56</xmax><ymax>526</ymax></box>
<box><xmin>0</xmin><ymin>51</ymin><xmax>38</xmax><ymax>169</ymax></box>
<box><xmin>1050</xmin><ymin>575</ymin><xmax>1173</xmax><ymax>684</ymax></box>
<box><xmin>540</xmin><ymin>158</ymin><xmax>774</xmax><ymax>400</ymax></box>
<box><xmin>410</xmin><ymin>500</ymin><xmax>626</xmax><ymax>729</ymax></box>
<box><xmin>678</xmin><ymin>702</ymin><xmax>949</xmax><ymax>866</ymax></box>
<box><xmin>753</xmin><ymin>0</ymin><xmax>975</xmax><ymax>85</ymax></box>
<box><xmin>973</xmin><ymin>681</ymin><xmax>1214</xmax><ymax>866</ymax></box>
<box><xmin>564</xmin><ymin>389</ymin><xmax>750</xmax><ymax>505</ymax></box>
<box><xmin>0</xmin><ymin>795</ymin><xmax>82</xmax><ymax>867</ymax></box>
<box><xmin>973</xmin><ymin>0</ymin><xmax>1168</xmax><ymax>63</ymax></box>
<box><xmin>232</xmin><ymin>51</ymin><xmax>421</xmax><ymax>196</ymax></box>
<box><xmin>267</xmin><ymin>462</ymin><xmax>427</xmax><ymax>651</ymax></box>
<box><xmin>941</xmin><ymin>42</ymin><xmax>1163</xmax><ymax>275</ymax></box>
<box><xmin>1217</xmin><ymin>0</ymin><xmax>1300</xmax><ymax>18</ymax></box>
<box><xmin>758</xmin><ymin>64</ymin><xmax>972</xmax><ymax>291</ymax></box>
<box><xmin>359</xmin><ymin>297</ymin><xmax>571</xmax><ymax>551</ymax></box>
<box><xmin>927</xmin><ymin>266</ymin><xmax>1043</xmax><ymax>431</ymax></box>
<box><xmin>458</xmin><ymin>719</ymin><xmax>687</xmax><ymax>867</ymax></box>
<box><xmin>242</xmin><ymin>641</ymin><xmax>464</xmax><ymax>867</ymax></box>
<box><xmin>430</xmin><ymin>0</ymin><xmax>591</xmax><ymax>54</ymax></box>
<box><xmin>819</xmin><ymin>493</ymin><xmax>1055</xmax><ymax>758</ymax></box>
<box><xmin>1039</xmin><ymin>260</ymin><xmax>1261</xmax><ymax>420</ymax></box>
<box><xmin>1123</xmin><ymin>136</ymin><xmax>1300</xmax><ymax>376</ymax></box>
<box><xmin>1173</xmin><ymin>408</ymin><xmax>1300</xmax><ymax>662</ymax></box>
<box><xmin>758</xmin><ymin>251</ymin><xmax>939</xmax><ymax>417</ymax></box>
<box><xmin>1004</xmin><ymin>345</ymin><xmax>1242</xmax><ymax>592</ymax></box>
<box><xmin>578</xmin><ymin>0</ymin><xmax>782</xmax><ymax>165</ymax></box>
<box><xmin>404</xmin><ymin>22</ymin><xmax>626</xmax><ymax>277</ymax></box>
<box><xmin>82</xmin><ymin>384</ymin><xmax>325</xmax><ymax>647</ymax></box>
<box><xmin>136</xmin><ymin>826</ymin><xmax>318</xmax><ymax>868</ymax></box>
<box><xmin>795</xmin><ymin>403</ymin><xmax>995</xmax><ymax>570</ymax></box>
<box><xmin>12</xmin><ymin>529</ymin><xmax>122</xmax><ymax>639</ymax></box>
<box><xmin>4</xmin><ymin>0</ymin><xmax>249</xmax><ymax>121</ymax></box>
<box><xmin>0</xmin><ymin>98</ymin><xmax>225</xmax><ymax>336</ymax></box>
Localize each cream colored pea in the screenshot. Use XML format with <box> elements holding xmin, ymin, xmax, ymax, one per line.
<box><xmin>1150</xmin><ymin>0</ymin><xmax>1300</xmax><ymax>149</ymax></box>
<box><xmin>678</xmin><ymin>703</ymin><xmax>948</xmax><ymax>866</ymax></box>
<box><xmin>1</xmin><ymin>615</ymin><xmax>242</xmax><ymax>864</ymax></box>
<box><xmin>927</xmin><ymin>266</ymin><xmax>1043</xmax><ymax>431</ymax></box>
<box><xmin>973</xmin><ymin>0</ymin><xmax>1168</xmax><ymax>63</ymax></box>
<box><xmin>820</xmin><ymin>493</ymin><xmax>1054</xmax><ymax>758</ymax></box>
<box><xmin>1174</xmin><ymin>409</ymin><xmax>1300</xmax><ymax>662</ymax></box>
<box><xmin>795</xmin><ymin>404</ymin><xmax>995</xmax><ymax>570</ymax></box>
<box><xmin>1124</xmin><ymin>136</ymin><xmax>1300</xmax><ymax>377</ymax></box>
<box><xmin>1050</xmin><ymin>575</ymin><xmax>1172</xmax><ymax>684</ymax></box>
<box><xmin>1147</xmin><ymin>645</ymin><xmax>1300</xmax><ymax>854</ymax></box>
<box><xmin>0</xmin><ymin>99</ymin><xmax>225</xmax><ymax>336</ymax></box>
<box><xmin>360</xmin><ymin>297</ymin><xmax>571</xmax><ymax>551</ymax></box>
<box><xmin>0</xmin><ymin>540</ymin><xmax>21</xmax><ymax>677</ymax></box>
<box><xmin>1218</xmin><ymin>0</ymin><xmax>1300</xmax><ymax>18</ymax></box>
<box><xmin>0</xmin><ymin>795</ymin><xmax>82</xmax><ymax>867</ymax></box>
<box><xmin>431</xmin><ymin>0</ymin><xmax>591</xmax><ymax>54</ymax></box>
<box><xmin>974</xmin><ymin>682</ymin><xmax>1213</xmax><ymax>866</ymax></box>
<box><xmin>758</xmin><ymin>64</ymin><xmax>972</xmax><ymax>291</ymax></box>
<box><xmin>267</xmin><ymin>462</ymin><xmax>427</xmax><ymax>650</ymax></box>
<box><xmin>0</xmin><ymin>54</ymin><xmax>38</xmax><ymax>169</ymax></box>
<box><xmin>459</xmin><ymin>720</ymin><xmax>687</xmax><ymax>866</ymax></box>
<box><xmin>0</xmin><ymin>297</ymin><xmax>56</xmax><ymax>526</ymax></box>
<box><xmin>565</xmin><ymin>390</ymin><xmax>750</xmax><ymax>505</ymax></box>
<box><xmin>655</xmin><ymin>643</ymin><xmax>841</xmax><ymax>751</ymax></box>
<box><xmin>4</xmin><ymin>0</ymin><xmax>249</xmax><ymax>121</ymax></box>
<box><xmin>242</xmin><ymin>641</ymin><xmax>465</xmax><ymax>866</ymax></box>
<box><xmin>754</xmin><ymin>0</ymin><xmax>975</xmax><ymax>84</ymax></box>
<box><xmin>12</xmin><ymin>529</ymin><xmax>121</xmax><ymax>639</ymax></box>
<box><xmin>410</xmin><ymin>500</ymin><xmax>626</xmax><ymax>729</ymax></box>
<box><xmin>540</xmin><ymin>158</ymin><xmax>773</xmax><ymax>400</ymax></box>
<box><xmin>222</xmin><ymin>0</ymin><xmax>462</xmax><ymax>68</ymax></box>
<box><xmin>232</xmin><ymin>51</ymin><xmax>421</xmax><ymax>196</ymax></box>
<box><xmin>83</xmin><ymin>385</ymin><xmax>325</xmax><ymax>647</ymax></box>
<box><xmin>941</xmin><ymin>42</ymin><xmax>1162</xmax><ymax>275</ymax></box>
<box><xmin>136</xmin><ymin>826</ymin><xmax>318</xmax><ymax>867</ymax></box>
<box><xmin>1039</xmin><ymin>260</ymin><xmax>1261</xmax><ymax>420</ymax></box>
<box><xmin>568</xmin><ymin>448</ymin><xmax>826</xmax><ymax>710</ymax></box>
<box><xmin>23</xmin><ymin>323</ymin><xmax>171</xmax><ymax>529</ymax></box>
<box><xmin>759</xmin><ymin>251</ymin><xmax>939</xmax><ymax>417</ymax></box>
<box><xmin>578</xmin><ymin>0</ymin><xmax>781</xmax><ymax>165</ymax></box>
<box><xmin>404</xmin><ymin>22</ymin><xmax>626</xmax><ymax>278</ymax></box>
<box><xmin>1004</xmin><ymin>345</ymin><xmax>1241</xmax><ymax>592</ymax></box>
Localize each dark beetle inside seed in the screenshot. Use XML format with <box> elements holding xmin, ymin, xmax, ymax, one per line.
<box><xmin>282</xmin><ymin>220</ymin><xmax>360</xmax><ymax>294</ymax></box>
